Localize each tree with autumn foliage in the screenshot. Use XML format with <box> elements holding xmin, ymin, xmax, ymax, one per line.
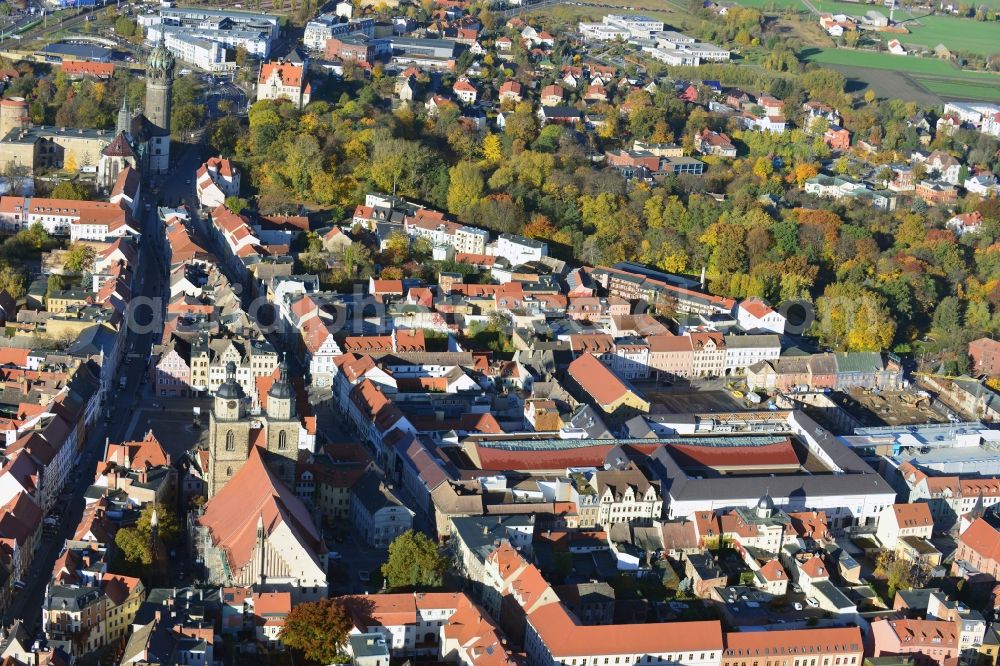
<box><xmin>280</xmin><ymin>598</ymin><xmax>353</xmax><ymax>665</ymax></box>
<box><xmin>524</xmin><ymin>214</ymin><xmax>558</xmax><ymax>240</ymax></box>
<box><xmin>814</xmin><ymin>283</ymin><xmax>896</xmax><ymax>351</ymax></box>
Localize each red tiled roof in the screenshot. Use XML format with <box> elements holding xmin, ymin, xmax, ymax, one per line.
<box><xmin>740</xmin><ymin>297</ymin><xmax>775</xmax><ymax>319</ymax></box>
<box><xmin>960</xmin><ymin>517</ymin><xmax>1000</xmax><ymax>564</ymax></box>
<box><xmin>567</xmin><ymin>353</ymin><xmax>633</xmax><ymax>407</ymax></box>
<box><xmin>197</xmin><ymin>447</ymin><xmax>324</xmax><ymax>571</ymax></box>
<box><xmin>61</xmin><ymin>61</ymin><xmax>114</xmax><ymax>78</ymax></box>
<box><xmin>890</xmin><ymin>502</ymin><xmax>932</xmax><ymax>528</ymax></box>
<box><xmin>528</xmin><ymin>603</ymin><xmax>721</xmax><ymax>656</ymax></box>
<box><xmin>258</xmin><ymin>61</ymin><xmax>305</xmax><ymax>86</ymax></box>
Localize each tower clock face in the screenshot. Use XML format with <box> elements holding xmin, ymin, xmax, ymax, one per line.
<box><xmin>227</xmin><ymin>401</ymin><xmax>237</xmax><ymax>409</ymax></box>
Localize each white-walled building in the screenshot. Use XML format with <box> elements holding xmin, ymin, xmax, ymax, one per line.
<box><xmin>525</xmin><ymin>604</ymin><xmax>722</xmax><ymax>666</ymax></box>
<box><xmin>722</xmin><ymin>335</ymin><xmax>780</xmax><ymax>375</ymax></box>
<box><xmin>350</xmin><ymin>469</ymin><xmax>414</xmax><ymax>548</ymax></box>
<box><xmin>736</xmin><ymin>297</ymin><xmax>786</xmax><ymax>334</ymax></box>
<box><xmin>196</xmin><ymin>157</ymin><xmax>241</xmax><ymax>209</ymax></box>
<box><xmin>257</xmin><ymin>61</ymin><xmax>312</xmax><ymax>109</ymax></box>
<box><xmin>492</xmin><ymin>233</ymin><xmax>547</xmax><ymax>266</ymax></box>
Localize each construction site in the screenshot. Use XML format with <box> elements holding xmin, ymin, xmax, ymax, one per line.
<box><xmin>834</xmin><ymin>388</ymin><xmax>946</xmax><ymax>428</ymax></box>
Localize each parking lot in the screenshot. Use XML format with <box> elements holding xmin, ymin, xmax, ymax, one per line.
<box><xmin>646</xmin><ymin>389</ymin><xmax>747</xmax><ymax>414</ymax></box>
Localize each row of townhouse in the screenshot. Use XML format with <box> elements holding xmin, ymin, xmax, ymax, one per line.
<box><xmin>41</xmin><ymin>432</ymin><xmax>185</xmax><ymax>657</ymax></box>
<box><xmin>354</xmin><ymin>194</ymin><xmax>546</xmax><ymax>266</ymax></box>
<box><xmin>567</xmin><ymin>331</ymin><xmax>780</xmax><ymax>380</ymax></box>
<box><xmin>0</xmin><ymin>168</ymin><xmax>141</xmax><ymax>241</ymax></box>
<box><xmin>350</xmin><ymin>567</ymin><xmax>863</xmax><ymax>666</ymax></box>
<box><xmin>287</xmin><ymin>284</ymin><xmax>785</xmax><ymax>389</ymax></box>
<box><xmin>892</xmin><ymin>460</ymin><xmax>1000</xmax><ymax>531</ymax></box>
<box><xmin>0</xmin><ymin>356</ymin><xmax>102</xmax><ymax>619</ymax></box>
<box><xmin>590</xmin><ymin>265</ymin><xmax>736</xmax><ymax>316</ymax></box>
<box><xmin>154</xmin><ymin>326</ymin><xmax>279</xmax><ymax>401</ymax></box>
<box><xmin>11</xmin><ymin>237</ymin><xmax>135</xmax><ymax>401</ymax></box>
<box><xmin>745</xmin><ymin>351</ymin><xmax>904</xmax><ymax>393</ymax></box>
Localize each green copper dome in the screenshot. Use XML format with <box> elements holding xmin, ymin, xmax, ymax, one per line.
<box><xmin>148</xmin><ymin>33</ymin><xmax>175</xmax><ymax>73</ymax></box>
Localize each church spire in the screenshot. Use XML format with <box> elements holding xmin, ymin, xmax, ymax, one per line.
<box><xmin>116</xmin><ymin>96</ymin><xmax>130</xmax><ymax>136</ymax></box>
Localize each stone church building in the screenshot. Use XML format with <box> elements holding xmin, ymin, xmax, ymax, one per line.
<box><xmin>206</xmin><ymin>361</ymin><xmax>301</xmax><ymax>498</ymax></box>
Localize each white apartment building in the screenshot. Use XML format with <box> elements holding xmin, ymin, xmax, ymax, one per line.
<box><xmin>686</xmin><ymin>42</ymin><xmax>730</xmax><ymax>61</ymax></box>
<box><xmin>70</xmin><ymin>217</ymin><xmax>139</xmax><ymax>243</ymax></box>
<box><xmin>875</xmin><ymin>503</ymin><xmax>933</xmax><ymax>548</ymax></box>
<box><xmin>304</xmin><ymin>14</ymin><xmax>375</xmax><ymax>51</ymax></box>
<box><xmin>577</xmin><ymin>23</ymin><xmax>631</xmax><ymax>41</ymax></box>
<box><xmin>943</xmin><ymin>101</ymin><xmax>1000</xmax><ymax>126</ymax></box>
<box><xmin>305</xmin><ymin>322</ymin><xmax>342</xmax><ymax>387</ymax></box>
<box><xmin>603</xmin><ymin>14</ymin><xmax>664</xmax><ymax>38</ymax></box>
<box><xmin>161</xmin><ymin>31</ymin><xmax>235</xmax><ymax>72</ymax></box>
<box><xmin>454</xmin><ymin>226</ymin><xmax>489</xmax><ymax>254</ymax></box>
<box><xmin>0</xmin><ymin>197</ymin><xmax>134</xmax><ymax>237</ymax></box>
<box><xmin>147</xmin><ymin>23</ymin><xmax>270</xmax><ymax>60</ymax></box>
<box><xmin>722</xmin><ymin>335</ymin><xmax>780</xmax><ymax>375</ymax></box>
<box><xmin>196</xmin><ymin>157</ymin><xmax>241</xmax><ymax>209</ymax></box>
<box><xmin>736</xmin><ymin>298</ymin><xmax>786</xmax><ymax>334</ymax></box>
<box><xmin>592</xmin><ymin>466</ymin><xmax>662</xmax><ymax>526</ymax></box>
<box><xmin>492</xmin><ymin>233</ymin><xmax>547</xmax><ymax>266</ymax></box>
<box><xmin>611</xmin><ymin>341</ymin><xmax>651</xmax><ymax>380</ymax></box>
<box><xmin>646</xmin><ymin>47</ymin><xmax>701</xmax><ymax>66</ymax></box>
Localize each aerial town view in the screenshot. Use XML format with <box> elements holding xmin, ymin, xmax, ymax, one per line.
<box><xmin>0</xmin><ymin>0</ymin><xmax>995</xmax><ymax>660</ymax></box>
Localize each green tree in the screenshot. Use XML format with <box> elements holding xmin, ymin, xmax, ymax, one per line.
<box><xmin>931</xmin><ymin>296</ymin><xmax>963</xmax><ymax>340</ymax></box>
<box><xmin>211</xmin><ymin>116</ymin><xmax>241</xmax><ymax>155</ymax></box>
<box><xmin>815</xmin><ymin>283</ymin><xmax>896</xmax><ymax>351</ymax></box>
<box><xmin>115</xmin><ymin>525</ymin><xmax>153</xmax><ymax>566</ymax></box>
<box><xmin>63</xmin><ymin>243</ymin><xmax>96</xmax><ymax>273</ymax></box>
<box><xmin>383</xmin><ymin>232</ymin><xmax>410</xmax><ymax>265</ymax></box>
<box><xmin>303</xmin><ymin>231</ymin><xmax>323</xmax><ymax>254</ymax></box>
<box><xmin>50</xmin><ymin>181</ymin><xmax>89</xmax><ymax>200</ymax></box>
<box><xmin>114</xmin><ymin>15</ymin><xmax>136</xmax><ymax>38</ymax></box>
<box><xmin>46</xmin><ymin>274</ymin><xmax>66</xmax><ymax>298</ymax></box>
<box><xmin>114</xmin><ymin>504</ymin><xmax>180</xmax><ymax>566</ymax></box>
<box><xmin>234</xmin><ymin>45</ymin><xmax>249</xmax><ymax>68</ymax></box>
<box><xmin>381</xmin><ymin>530</ymin><xmax>448</xmax><ymax>590</ymax></box>
<box><xmin>224</xmin><ymin>196</ymin><xmax>249</xmax><ymax>214</ymax></box>
<box><xmin>172</xmin><ymin>103</ymin><xmax>205</xmax><ymax>137</ymax></box>
<box><xmin>446</xmin><ymin>161</ymin><xmax>484</xmax><ymax>219</ymax></box>
<box><xmin>340</xmin><ymin>243</ymin><xmax>371</xmax><ymax>278</ymax></box>
<box><xmin>280</xmin><ymin>598</ymin><xmax>353</xmax><ymax>664</ymax></box>
<box><xmin>875</xmin><ymin>550</ymin><xmax>928</xmax><ymax>600</ymax></box>
<box><xmin>0</xmin><ymin>264</ymin><xmax>25</xmax><ymax>299</ymax></box>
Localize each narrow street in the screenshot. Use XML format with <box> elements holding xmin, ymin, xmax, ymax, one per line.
<box><xmin>3</xmin><ymin>148</ymin><xmax>171</xmax><ymax>634</ymax></box>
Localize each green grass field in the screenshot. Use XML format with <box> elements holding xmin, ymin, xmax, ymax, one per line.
<box><xmin>801</xmin><ymin>46</ymin><xmax>1000</xmax><ymax>76</ymax></box>
<box><xmin>895</xmin><ymin>14</ymin><xmax>1000</xmax><ymax>56</ymax></box>
<box><xmin>730</xmin><ymin>0</ymin><xmax>999</xmax><ymax>55</ymax></box>
<box><xmin>914</xmin><ymin>77</ymin><xmax>1000</xmax><ymax>101</ymax></box>
<box><xmin>801</xmin><ymin>47</ymin><xmax>1000</xmax><ymax>101</ymax></box>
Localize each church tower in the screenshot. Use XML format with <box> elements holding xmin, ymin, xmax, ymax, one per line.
<box><xmin>264</xmin><ymin>360</ymin><xmax>300</xmax><ymax>491</ymax></box>
<box><xmin>116</xmin><ymin>97</ymin><xmax>131</xmax><ymax>136</ymax></box>
<box><xmin>144</xmin><ymin>33</ymin><xmax>174</xmax><ymax>174</ymax></box>
<box><xmin>207</xmin><ymin>362</ymin><xmax>251</xmax><ymax>498</ymax></box>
